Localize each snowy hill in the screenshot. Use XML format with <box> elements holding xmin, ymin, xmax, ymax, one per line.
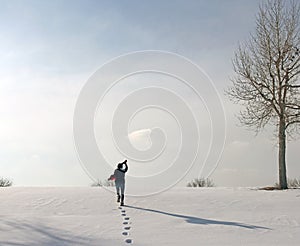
<box><xmin>0</xmin><ymin>187</ymin><xmax>299</xmax><ymax>245</ymax></box>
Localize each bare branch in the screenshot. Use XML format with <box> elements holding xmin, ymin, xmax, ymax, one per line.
<box><xmin>226</xmin><ymin>0</ymin><xmax>300</xmax><ymax>136</ymax></box>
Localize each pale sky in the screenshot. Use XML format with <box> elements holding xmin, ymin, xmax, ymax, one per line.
<box><xmin>0</xmin><ymin>0</ymin><xmax>299</xmax><ymax>189</ymax></box>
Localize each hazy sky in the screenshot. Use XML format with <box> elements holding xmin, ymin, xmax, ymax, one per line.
<box><xmin>0</xmin><ymin>0</ymin><xmax>299</xmax><ymax>188</ymax></box>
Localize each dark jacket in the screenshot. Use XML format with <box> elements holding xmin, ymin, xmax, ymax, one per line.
<box><xmin>113</xmin><ymin>163</ymin><xmax>128</xmax><ymax>183</ymax></box>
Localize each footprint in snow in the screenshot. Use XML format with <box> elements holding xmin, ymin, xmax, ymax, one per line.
<box><xmin>125</xmin><ymin>239</ymin><xmax>132</xmax><ymax>244</ymax></box>
<box><xmin>117</xmin><ymin>205</ymin><xmax>133</xmax><ymax>244</ymax></box>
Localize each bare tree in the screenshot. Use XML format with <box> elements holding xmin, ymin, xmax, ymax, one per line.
<box><xmin>227</xmin><ymin>0</ymin><xmax>300</xmax><ymax>189</ymax></box>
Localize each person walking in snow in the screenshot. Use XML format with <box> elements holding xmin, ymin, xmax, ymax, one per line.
<box><xmin>108</xmin><ymin>159</ymin><xmax>128</xmax><ymax>206</ymax></box>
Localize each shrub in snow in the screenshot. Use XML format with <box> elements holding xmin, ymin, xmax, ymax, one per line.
<box><xmin>0</xmin><ymin>178</ymin><xmax>13</xmax><ymax>187</ymax></box>
<box><xmin>91</xmin><ymin>179</ymin><xmax>115</xmax><ymax>187</ymax></box>
<box><xmin>275</xmin><ymin>178</ymin><xmax>300</xmax><ymax>189</ymax></box>
<box><xmin>91</xmin><ymin>179</ymin><xmax>102</xmax><ymax>187</ymax></box>
<box><xmin>288</xmin><ymin>178</ymin><xmax>300</xmax><ymax>188</ymax></box>
<box><xmin>187</xmin><ymin>178</ymin><xmax>215</xmax><ymax>187</ymax></box>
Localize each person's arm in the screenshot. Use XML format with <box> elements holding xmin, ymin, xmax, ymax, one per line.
<box><xmin>108</xmin><ymin>174</ymin><xmax>115</xmax><ymax>181</ymax></box>
<box><xmin>124</xmin><ymin>163</ymin><xmax>128</xmax><ymax>173</ymax></box>
<box><xmin>108</xmin><ymin>170</ymin><xmax>117</xmax><ymax>180</ymax></box>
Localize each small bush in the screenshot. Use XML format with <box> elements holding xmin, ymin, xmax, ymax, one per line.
<box><xmin>187</xmin><ymin>178</ymin><xmax>215</xmax><ymax>187</ymax></box>
<box><xmin>91</xmin><ymin>179</ymin><xmax>102</xmax><ymax>187</ymax></box>
<box><xmin>288</xmin><ymin>178</ymin><xmax>300</xmax><ymax>188</ymax></box>
<box><xmin>274</xmin><ymin>178</ymin><xmax>300</xmax><ymax>189</ymax></box>
<box><xmin>0</xmin><ymin>178</ymin><xmax>13</xmax><ymax>187</ymax></box>
<box><xmin>91</xmin><ymin>179</ymin><xmax>115</xmax><ymax>187</ymax></box>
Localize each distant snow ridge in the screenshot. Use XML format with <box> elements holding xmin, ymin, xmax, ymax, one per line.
<box><xmin>119</xmin><ymin>207</ymin><xmax>133</xmax><ymax>244</ymax></box>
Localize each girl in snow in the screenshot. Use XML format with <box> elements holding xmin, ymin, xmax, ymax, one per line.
<box><xmin>108</xmin><ymin>160</ymin><xmax>128</xmax><ymax>206</ymax></box>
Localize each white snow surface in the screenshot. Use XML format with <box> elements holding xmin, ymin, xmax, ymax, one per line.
<box><xmin>0</xmin><ymin>187</ymin><xmax>299</xmax><ymax>246</ymax></box>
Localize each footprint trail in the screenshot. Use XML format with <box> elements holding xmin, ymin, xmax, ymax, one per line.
<box><xmin>118</xmin><ymin>206</ymin><xmax>133</xmax><ymax>244</ymax></box>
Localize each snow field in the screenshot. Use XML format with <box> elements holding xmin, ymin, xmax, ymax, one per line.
<box><xmin>0</xmin><ymin>187</ymin><xmax>299</xmax><ymax>245</ymax></box>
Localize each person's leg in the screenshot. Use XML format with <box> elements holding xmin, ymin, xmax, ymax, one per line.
<box><xmin>115</xmin><ymin>184</ymin><xmax>121</xmax><ymax>202</ymax></box>
<box><xmin>120</xmin><ymin>182</ymin><xmax>125</xmax><ymax>205</ymax></box>
<box><xmin>120</xmin><ymin>182</ymin><xmax>125</xmax><ymax>195</ymax></box>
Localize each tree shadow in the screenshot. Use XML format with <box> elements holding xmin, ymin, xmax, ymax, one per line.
<box><xmin>0</xmin><ymin>219</ymin><xmax>104</xmax><ymax>246</ymax></box>
<box><xmin>125</xmin><ymin>205</ymin><xmax>270</xmax><ymax>230</ymax></box>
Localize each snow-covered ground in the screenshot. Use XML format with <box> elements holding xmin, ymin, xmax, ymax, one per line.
<box><xmin>0</xmin><ymin>187</ymin><xmax>299</xmax><ymax>245</ymax></box>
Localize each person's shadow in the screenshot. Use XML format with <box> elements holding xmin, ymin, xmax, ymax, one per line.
<box><xmin>125</xmin><ymin>205</ymin><xmax>270</xmax><ymax>230</ymax></box>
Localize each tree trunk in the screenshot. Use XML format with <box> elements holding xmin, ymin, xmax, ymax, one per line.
<box><xmin>278</xmin><ymin>117</ymin><xmax>288</xmax><ymax>189</ymax></box>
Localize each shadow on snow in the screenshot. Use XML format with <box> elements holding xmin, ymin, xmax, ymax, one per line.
<box><xmin>0</xmin><ymin>219</ymin><xmax>104</xmax><ymax>246</ymax></box>
<box><xmin>125</xmin><ymin>205</ymin><xmax>270</xmax><ymax>230</ymax></box>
